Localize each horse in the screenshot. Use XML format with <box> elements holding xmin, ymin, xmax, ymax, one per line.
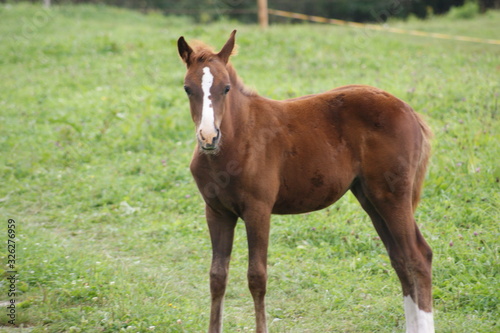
<box><xmin>177</xmin><ymin>30</ymin><xmax>434</xmax><ymax>333</ymax></box>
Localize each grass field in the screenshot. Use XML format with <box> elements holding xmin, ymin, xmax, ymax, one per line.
<box><xmin>0</xmin><ymin>3</ymin><xmax>499</xmax><ymax>332</ymax></box>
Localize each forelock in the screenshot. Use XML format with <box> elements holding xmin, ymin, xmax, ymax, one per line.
<box><xmin>190</xmin><ymin>41</ymin><xmax>218</xmax><ymax>63</ymax></box>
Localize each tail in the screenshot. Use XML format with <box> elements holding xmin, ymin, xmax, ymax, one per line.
<box><xmin>412</xmin><ymin>113</ymin><xmax>433</xmax><ymax>212</ymax></box>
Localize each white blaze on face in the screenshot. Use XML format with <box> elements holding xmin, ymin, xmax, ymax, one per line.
<box><xmin>198</xmin><ymin>66</ymin><xmax>218</xmax><ymax>144</ymax></box>
<box><xmin>404</xmin><ymin>296</ymin><xmax>435</xmax><ymax>333</ymax></box>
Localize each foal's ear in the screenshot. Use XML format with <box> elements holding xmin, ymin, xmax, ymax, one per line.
<box><xmin>178</xmin><ymin>36</ymin><xmax>194</xmax><ymax>67</ymax></box>
<box><xmin>217</xmin><ymin>30</ymin><xmax>237</xmax><ymax>64</ymax></box>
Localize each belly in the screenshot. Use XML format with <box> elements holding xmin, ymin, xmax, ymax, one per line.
<box><xmin>272</xmin><ymin>168</ymin><xmax>353</xmax><ymax>214</ymax></box>
<box><xmin>270</xmin><ymin>134</ymin><xmax>357</xmax><ymax>214</ymax></box>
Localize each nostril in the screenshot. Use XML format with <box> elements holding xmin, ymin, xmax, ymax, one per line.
<box><xmin>198</xmin><ymin>128</ymin><xmax>220</xmax><ymax>147</ymax></box>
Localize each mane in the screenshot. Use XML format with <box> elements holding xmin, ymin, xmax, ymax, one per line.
<box><xmin>189</xmin><ymin>41</ymin><xmax>257</xmax><ymax>97</ymax></box>
<box><xmin>226</xmin><ymin>62</ymin><xmax>257</xmax><ymax>97</ymax></box>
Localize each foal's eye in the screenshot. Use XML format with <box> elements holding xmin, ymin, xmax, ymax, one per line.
<box><xmin>224</xmin><ymin>85</ymin><xmax>231</xmax><ymax>95</ymax></box>
<box><xmin>184</xmin><ymin>85</ymin><xmax>192</xmax><ymax>96</ymax></box>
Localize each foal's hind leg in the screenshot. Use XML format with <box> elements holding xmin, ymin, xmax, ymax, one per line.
<box><xmin>206</xmin><ymin>205</ymin><xmax>238</xmax><ymax>333</ymax></box>
<box><xmin>351</xmin><ymin>181</ymin><xmax>434</xmax><ymax>333</ymax></box>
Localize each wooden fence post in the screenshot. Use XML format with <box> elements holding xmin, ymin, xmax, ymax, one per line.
<box><xmin>258</xmin><ymin>0</ymin><xmax>268</xmax><ymax>29</ymax></box>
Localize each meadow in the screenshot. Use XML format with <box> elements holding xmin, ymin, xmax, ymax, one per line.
<box><xmin>0</xmin><ymin>3</ymin><xmax>498</xmax><ymax>332</ymax></box>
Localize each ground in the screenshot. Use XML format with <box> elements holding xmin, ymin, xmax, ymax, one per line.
<box><xmin>0</xmin><ymin>3</ymin><xmax>498</xmax><ymax>332</ymax></box>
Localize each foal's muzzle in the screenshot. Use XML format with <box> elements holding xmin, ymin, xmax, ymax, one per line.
<box><xmin>199</xmin><ymin>128</ymin><xmax>221</xmax><ymax>152</ymax></box>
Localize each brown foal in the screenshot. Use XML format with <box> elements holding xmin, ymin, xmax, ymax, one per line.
<box><xmin>177</xmin><ymin>30</ymin><xmax>434</xmax><ymax>333</ymax></box>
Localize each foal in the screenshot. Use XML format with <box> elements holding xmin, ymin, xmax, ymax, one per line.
<box><xmin>178</xmin><ymin>30</ymin><xmax>434</xmax><ymax>333</ymax></box>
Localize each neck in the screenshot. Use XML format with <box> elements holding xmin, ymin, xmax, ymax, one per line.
<box><xmin>219</xmin><ymin>64</ymin><xmax>257</xmax><ymax>143</ymax></box>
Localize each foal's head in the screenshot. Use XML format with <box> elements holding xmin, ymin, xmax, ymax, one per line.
<box><xmin>177</xmin><ymin>30</ymin><xmax>236</xmax><ymax>153</ymax></box>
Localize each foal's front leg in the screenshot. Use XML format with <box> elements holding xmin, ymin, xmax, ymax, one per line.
<box><xmin>206</xmin><ymin>205</ymin><xmax>238</xmax><ymax>333</ymax></box>
<box><xmin>243</xmin><ymin>205</ymin><xmax>272</xmax><ymax>333</ymax></box>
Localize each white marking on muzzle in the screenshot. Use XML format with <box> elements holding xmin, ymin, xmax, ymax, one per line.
<box><xmin>199</xmin><ymin>66</ymin><xmax>218</xmax><ymax>145</ymax></box>
<box><xmin>404</xmin><ymin>296</ymin><xmax>435</xmax><ymax>333</ymax></box>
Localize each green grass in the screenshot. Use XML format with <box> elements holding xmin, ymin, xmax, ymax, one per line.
<box><xmin>0</xmin><ymin>3</ymin><xmax>499</xmax><ymax>332</ymax></box>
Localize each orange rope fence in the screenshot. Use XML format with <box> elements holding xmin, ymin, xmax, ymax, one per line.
<box><xmin>268</xmin><ymin>9</ymin><xmax>500</xmax><ymax>46</ymax></box>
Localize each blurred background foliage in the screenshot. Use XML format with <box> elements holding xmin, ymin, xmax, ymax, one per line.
<box><xmin>5</xmin><ymin>0</ymin><xmax>500</xmax><ymax>22</ymax></box>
